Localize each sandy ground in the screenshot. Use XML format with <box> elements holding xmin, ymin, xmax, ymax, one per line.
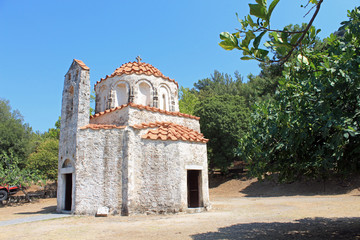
<box><xmin>0</xmin><ymin>177</ymin><xmax>360</xmax><ymax>240</ymax></box>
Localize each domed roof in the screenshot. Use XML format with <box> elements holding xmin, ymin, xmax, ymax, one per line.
<box><xmin>95</xmin><ymin>58</ymin><xmax>178</xmax><ymax>87</ymax></box>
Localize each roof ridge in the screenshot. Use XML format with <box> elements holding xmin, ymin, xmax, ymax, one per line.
<box><xmin>74</xmin><ymin>59</ymin><xmax>90</xmax><ymax>70</ymax></box>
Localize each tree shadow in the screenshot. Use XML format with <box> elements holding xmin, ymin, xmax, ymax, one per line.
<box><xmin>209</xmin><ymin>173</ymin><xmax>248</xmax><ymax>189</ymax></box>
<box><xmin>240</xmin><ymin>177</ymin><xmax>360</xmax><ymax>197</ymax></box>
<box><xmin>16</xmin><ymin>205</ymin><xmax>57</xmax><ymax>215</ymax></box>
<box><xmin>191</xmin><ymin>217</ymin><xmax>360</xmax><ymax>240</ymax></box>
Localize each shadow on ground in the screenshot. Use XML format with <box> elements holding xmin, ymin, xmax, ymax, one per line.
<box><xmin>209</xmin><ymin>174</ymin><xmax>360</xmax><ymax>197</ymax></box>
<box><xmin>240</xmin><ymin>177</ymin><xmax>360</xmax><ymax>197</ymax></box>
<box><xmin>191</xmin><ymin>217</ymin><xmax>360</xmax><ymax>240</ymax></box>
<box><xmin>16</xmin><ymin>205</ymin><xmax>57</xmax><ymax>215</ymax></box>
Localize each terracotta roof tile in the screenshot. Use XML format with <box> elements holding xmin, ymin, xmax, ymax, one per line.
<box><xmin>80</xmin><ymin>124</ymin><xmax>126</xmax><ymax>130</ymax></box>
<box><xmin>74</xmin><ymin>59</ymin><xmax>90</xmax><ymax>70</ymax></box>
<box><xmin>131</xmin><ymin>122</ymin><xmax>208</xmax><ymax>143</ymax></box>
<box><xmin>95</xmin><ymin>61</ymin><xmax>178</xmax><ymax>88</ymax></box>
<box><xmin>90</xmin><ymin>103</ymin><xmax>200</xmax><ymax>120</ymax></box>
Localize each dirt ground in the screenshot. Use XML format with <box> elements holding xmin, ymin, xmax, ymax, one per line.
<box><xmin>1</xmin><ymin>176</ymin><xmax>360</xmax><ymax>240</ymax></box>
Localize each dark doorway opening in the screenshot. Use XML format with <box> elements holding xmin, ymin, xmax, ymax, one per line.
<box><xmin>187</xmin><ymin>170</ymin><xmax>202</xmax><ymax>208</ymax></box>
<box><xmin>64</xmin><ymin>174</ymin><xmax>72</xmax><ymax>211</ymax></box>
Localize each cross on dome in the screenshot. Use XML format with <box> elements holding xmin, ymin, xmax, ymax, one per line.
<box><xmin>136</xmin><ymin>56</ymin><xmax>142</xmax><ymax>63</ymax></box>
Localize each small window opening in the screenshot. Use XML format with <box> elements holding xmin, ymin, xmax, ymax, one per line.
<box><xmin>162</xmin><ymin>94</ymin><xmax>166</xmax><ymax>110</ymax></box>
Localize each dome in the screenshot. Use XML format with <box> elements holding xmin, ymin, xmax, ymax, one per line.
<box><xmin>95</xmin><ymin>59</ymin><xmax>178</xmax><ymax>87</ymax></box>
<box><xmin>94</xmin><ymin>57</ymin><xmax>179</xmax><ymax>114</ymax></box>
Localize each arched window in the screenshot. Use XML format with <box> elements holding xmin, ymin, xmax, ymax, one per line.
<box><xmin>138</xmin><ymin>82</ymin><xmax>151</xmax><ymax>106</ymax></box>
<box><xmin>114</xmin><ymin>83</ymin><xmax>128</xmax><ymax>106</ymax></box>
<box><xmin>97</xmin><ymin>85</ymin><xmax>108</xmax><ymax>112</ymax></box>
<box><xmin>159</xmin><ymin>86</ymin><xmax>169</xmax><ymax>111</ymax></box>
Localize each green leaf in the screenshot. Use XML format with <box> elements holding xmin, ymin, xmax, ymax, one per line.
<box><xmin>256</xmin><ymin>0</ymin><xmax>267</xmax><ymax>6</ymax></box>
<box><xmin>267</xmin><ymin>0</ymin><xmax>279</xmax><ymax>22</ymax></box>
<box><xmin>241</xmin><ymin>56</ymin><xmax>254</xmax><ymax>60</ymax></box>
<box><xmin>219</xmin><ymin>31</ymin><xmax>231</xmax><ymax>40</ymax></box>
<box><xmin>290</xmin><ymin>32</ymin><xmax>302</xmax><ymax>45</ymax></box>
<box><xmin>249</xmin><ymin>4</ymin><xmax>267</xmax><ymax>20</ymax></box>
<box><xmin>219</xmin><ymin>32</ymin><xmax>239</xmax><ymax>50</ymax></box>
<box><xmin>247</xmin><ymin>15</ymin><xmax>256</xmax><ymax>28</ymax></box>
<box><xmin>297</xmin><ymin>54</ymin><xmax>309</xmax><ymax>65</ymax></box>
<box><xmin>241</xmin><ymin>31</ymin><xmax>256</xmax><ymax>48</ymax></box>
<box><xmin>253</xmin><ymin>31</ymin><xmax>267</xmax><ymax>49</ymax></box>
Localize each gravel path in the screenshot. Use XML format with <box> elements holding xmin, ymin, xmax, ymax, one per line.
<box><xmin>0</xmin><ymin>213</ymin><xmax>72</xmax><ymax>227</ymax></box>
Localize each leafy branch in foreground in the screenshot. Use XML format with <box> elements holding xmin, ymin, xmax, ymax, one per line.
<box><xmin>219</xmin><ymin>0</ymin><xmax>324</xmax><ymax>63</ymax></box>
<box><xmin>240</xmin><ymin>7</ymin><xmax>360</xmax><ymax>182</ymax></box>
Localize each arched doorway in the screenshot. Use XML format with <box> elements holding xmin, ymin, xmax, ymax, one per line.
<box><xmin>61</xmin><ymin>159</ymin><xmax>74</xmax><ymax>212</ymax></box>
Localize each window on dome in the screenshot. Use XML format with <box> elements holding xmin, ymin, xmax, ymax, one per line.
<box><xmin>159</xmin><ymin>86</ymin><xmax>169</xmax><ymax>111</ymax></box>
<box><xmin>138</xmin><ymin>82</ymin><xmax>151</xmax><ymax>106</ymax></box>
<box><xmin>115</xmin><ymin>83</ymin><xmax>128</xmax><ymax>106</ymax></box>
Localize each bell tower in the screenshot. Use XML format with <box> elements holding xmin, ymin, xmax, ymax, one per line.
<box><xmin>57</xmin><ymin>59</ymin><xmax>90</xmax><ymax>213</ymax></box>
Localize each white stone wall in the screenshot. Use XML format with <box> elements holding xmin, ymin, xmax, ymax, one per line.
<box><xmin>74</xmin><ymin>128</ymin><xmax>126</xmax><ymax>215</ymax></box>
<box><xmin>179</xmin><ymin>141</ymin><xmax>210</xmax><ymax>209</ymax></box>
<box><xmin>90</xmin><ymin>107</ymin><xmax>130</xmax><ymax>126</ymax></box>
<box><xmin>126</xmin><ymin>128</ymin><xmax>210</xmax><ymax>215</ymax></box>
<box><xmin>128</xmin><ymin>107</ymin><xmax>200</xmax><ymax>132</ymax></box>
<box><xmin>90</xmin><ymin>106</ymin><xmax>201</xmax><ymax>132</ymax></box>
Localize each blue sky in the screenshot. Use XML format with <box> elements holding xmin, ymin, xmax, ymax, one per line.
<box><xmin>0</xmin><ymin>0</ymin><xmax>358</xmax><ymax>132</ymax></box>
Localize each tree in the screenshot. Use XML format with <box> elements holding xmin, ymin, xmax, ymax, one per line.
<box><xmin>0</xmin><ymin>99</ymin><xmax>33</xmax><ymax>167</ymax></box>
<box><xmin>194</xmin><ymin>70</ymin><xmax>244</xmax><ymax>97</ymax></box>
<box><xmin>0</xmin><ymin>152</ymin><xmax>41</xmax><ymax>189</ymax></box>
<box><xmin>239</xmin><ymin>7</ymin><xmax>360</xmax><ymax>182</ymax></box>
<box><xmin>195</xmin><ymin>95</ymin><xmax>249</xmax><ymax>172</ymax></box>
<box><xmin>26</xmin><ymin>138</ymin><xmax>59</xmax><ymax>180</ymax></box>
<box><xmin>26</xmin><ymin>117</ymin><xmax>60</xmax><ymax>180</ymax></box>
<box><xmin>179</xmin><ymin>86</ymin><xmax>199</xmax><ymax>115</ymax></box>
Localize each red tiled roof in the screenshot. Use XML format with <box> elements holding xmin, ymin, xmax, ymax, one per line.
<box><xmin>74</xmin><ymin>59</ymin><xmax>90</xmax><ymax>70</ymax></box>
<box><xmin>80</xmin><ymin>124</ymin><xmax>126</xmax><ymax>130</ymax></box>
<box><xmin>132</xmin><ymin>121</ymin><xmax>208</xmax><ymax>143</ymax></box>
<box><xmin>94</xmin><ymin>61</ymin><xmax>178</xmax><ymax>88</ymax></box>
<box><xmin>90</xmin><ymin>102</ymin><xmax>200</xmax><ymax>120</ymax></box>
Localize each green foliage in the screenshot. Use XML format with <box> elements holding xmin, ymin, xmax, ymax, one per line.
<box><xmin>194</xmin><ymin>70</ymin><xmax>244</xmax><ymax>97</ymax></box>
<box><xmin>90</xmin><ymin>90</ymin><xmax>96</xmax><ymax>115</ymax></box>
<box><xmin>195</xmin><ymin>95</ymin><xmax>249</xmax><ymax>172</ymax></box>
<box><xmin>179</xmin><ymin>86</ymin><xmax>199</xmax><ymax>115</ymax></box>
<box><xmin>26</xmin><ymin>138</ymin><xmax>59</xmax><ymax>181</ymax></box>
<box><xmin>242</xmin><ymin>62</ymin><xmax>282</xmax><ymax>106</ymax></box>
<box><xmin>0</xmin><ymin>152</ymin><xmax>41</xmax><ymax>187</ymax></box>
<box><xmin>26</xmin><ymin>117</ymin><xmax>60</xmax><ymax>180</ymax></box>
<box><xmin>219</xmin><ymin>0</ymin><xmax>323</xmax><ymax>63</ymax></box>
<box><xmin>241</xmin><ymin>7</ymin><xmax>360</xmax><ymax>182</ymax></box>
<box><xmin>0</xmin><ymin>99</ymin><xmax>33</xmax><ymax>167</ymax></box>
<box><xmin>181</xmin><ymin>67</ymin><xmax>278</xmax><ymax>173</ymax></box>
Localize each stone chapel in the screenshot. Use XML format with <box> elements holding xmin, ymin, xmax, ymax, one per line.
<box><xmin>57</xmin><ymin>58</ymin><xmax>210</xmax><ymax>215</ymax></box>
